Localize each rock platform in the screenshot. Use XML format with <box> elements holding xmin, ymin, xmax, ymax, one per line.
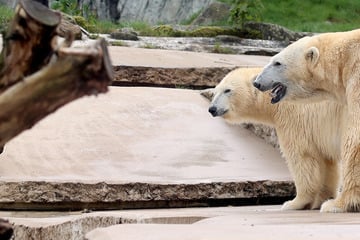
<box><xmin>2</xmin><ymin>46</ymin><xmax>349</xmax><ymax>240</ymax></box>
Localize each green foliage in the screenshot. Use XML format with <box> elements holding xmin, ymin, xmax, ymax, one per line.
<box><xmin>216</xmin><ymin>0</ymin><xmax>360</xmax><ymax>33</ymax></box>
<box><xmin>52</xmin><ymin>0</ymin><xmax>100</xmax><ymax>32</ymax></box>
<box><xmin>228</xmin><ymin>0</ymin><xmax>264</xmax><ymax>26</ymax></box>
<box><xmin>259</xmin><ymin>0</ymin><xmax>360</xmax><ymax>32</ymax></box>
<box><xmin>0</xmin><ymin>5</ymin><xmax>14</xmax><ymax>32</ymax></box>
<box><xmin>51</xmin><ymin>0</ymin><xmax>80</xmax><ymax>16</ymax></box>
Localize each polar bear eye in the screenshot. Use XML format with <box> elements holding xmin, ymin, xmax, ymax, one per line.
<box><xmin>274</xmin><ymin>61</ymin><xmax>281</xmax><ymax>66</ymax></box>
<box><xmin>224</xmin><ymin>89</ymin><xmax>231</xmax><ymax>94</ymax></box>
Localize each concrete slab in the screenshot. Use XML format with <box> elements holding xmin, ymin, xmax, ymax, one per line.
<box><xmin>0</xmin><ymin>87</ymin><xmax>289</xmax><ymax>183</ymax></box>
<box><xmin>85</xmin><ymin>206</ymin><xmax>360</xmax><ymax>240</ymax></box>
<box><xmin>0</xmin><ymin>87</ymin><xmax>292</xmax><ymax>209</ymax></box>
<box><xmin>108</xmin><ymin>46</ymin><xmax>271</xmax><ymax>68</ymax></box>
<box><xmin>3</xmin><ymin>205</ymin><xmax>360</xmax><ymax>240</ymax></box>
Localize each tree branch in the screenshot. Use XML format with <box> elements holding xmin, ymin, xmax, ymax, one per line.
<box><xmin>0</xmin><ymin>0</ymin><xmax>113</xmax><ymax>147</ymax></box>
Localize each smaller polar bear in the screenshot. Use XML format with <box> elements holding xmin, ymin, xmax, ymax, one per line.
<box><xmin>202</xmin><ymin>67</ymin><xmax>345</xmax><ymax>210</ymax></box>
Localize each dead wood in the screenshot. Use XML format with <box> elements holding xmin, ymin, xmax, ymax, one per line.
<box><xmin>0</xmin><ymin>0</ymin><xmax>113</xmax><ymax>147</ymax></box>
<box><xmin>0</xmin><ymin>219</ymin><xmax>12</xmax><ymax>240</ymax></box>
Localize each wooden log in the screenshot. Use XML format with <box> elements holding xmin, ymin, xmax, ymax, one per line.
<box><xmin>0</xmin><ymin>0</ymin><xmax>113</xmax><ymax>147</ymax></box>
<box><xmin>0</xmin><ymin>219</ymin><xmax>13</xmax><ymax>240</ymax></box>
<box><xmin>0</xmin><ymin>38</ymin><xmax>112</xmax><ymax>146</ymax></box>
<box><xmin>0</xmin><ymin>0</ymin><xmax>61</xmax><ymax>92</ymax></box>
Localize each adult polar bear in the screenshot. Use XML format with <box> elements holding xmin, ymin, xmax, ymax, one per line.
<box><xmin>202</xmin><ymin>67</ymin><xmax>344</xmax><ymax>210</ymax></box>
<box><xmin>253</xmin><ymin>29</ymin><xmax>360</xmax><ymax>213</ymax></box>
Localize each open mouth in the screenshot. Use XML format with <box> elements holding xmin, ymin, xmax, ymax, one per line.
<box><xmin>270</xmin><ymin>83</ymin><xmax>287</xmax><ymax>104</ymax></box>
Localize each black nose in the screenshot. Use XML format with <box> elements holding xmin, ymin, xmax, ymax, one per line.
<box><xmin>208</xmin><ymin>106</ymin><xmax>217</xmax><ymax>117</ymax></box>
<box><xmin>253</xmin><ymin>81</ymin><xmax>261</xmax><ymax>90</ymax></box>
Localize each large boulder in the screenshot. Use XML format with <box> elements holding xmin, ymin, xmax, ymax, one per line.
<box><xmin>110</xmin><ymin>28</ymin><xmax>139</xmax><ymax>41</ymax></box>
<box><xmin>244</xmin><ymin>22</ymin><xmax>311</xmax><ymax>42</ymax></box>
<box><xmin>191</xmin><ymin>2</ymin><xmax>231</xmax><ymax>26</ymax></box>
<box><xmin>57</xmin><ymin>14</ymin><xmax>82</xmax><ymax>40</ymax></box>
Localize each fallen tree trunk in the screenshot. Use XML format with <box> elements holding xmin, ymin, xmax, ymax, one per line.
<box><xmin>0</xmin><ymin>0</ymin><xmax>112</xmax><ymax>147</ymax></box>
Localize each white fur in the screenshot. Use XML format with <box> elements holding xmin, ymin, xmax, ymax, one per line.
<box><xmin>255</xmin><ymin>29</ymin><xmax>360</xmax><ymax>212</ymax></box>
<box><xmin>203</xmin><ymin>67</ymin><xmax>345</xmax><ymax>210</ymax></box>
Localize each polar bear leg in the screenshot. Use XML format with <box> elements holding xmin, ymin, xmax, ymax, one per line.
<box><xmin>321</xmin><ymin>86</ymin><xmax>360</xmax><ymax>213</ymax></box>
<box><xmin>282</xmin><ymin>157</ymin><xmax>323</xmax><ymax>210</ymax></box>
<box><xmin>320</xmin><ymin>158</ymin><xmax>360</xmax><ymax>213</ymax></box>
<box><xmin>312</xmin><ymin>160</ymin><xmax>339</xmax><ymax>209</ymax></box>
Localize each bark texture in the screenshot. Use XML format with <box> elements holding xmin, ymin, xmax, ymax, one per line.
<box><xmin>0</xmin><ymin>0</ymin><xmax>112</xmax><ymax>147</ymax></box>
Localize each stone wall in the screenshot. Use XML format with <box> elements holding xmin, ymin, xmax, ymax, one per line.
<box><xmin>3</xmin><ymin>0</ymin><xmax>215</xmax><ymax>24</ymax></box>
<box><xmin>117</xmin><ymin>0</ymin><xmax>214</xmax><ymax>24</ymax></box>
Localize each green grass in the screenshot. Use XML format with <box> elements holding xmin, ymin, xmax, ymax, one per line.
<box><xmin>260</xmin><ymin>0</ymin><xmax>360</xmax><ymax>32</ymax></box>
<box><xmin>92</xmin><ymin>20</ymin><xmax>119</xmax><ymax>34</ymax></box>
<box><xmin>212</xmin><ymin>42</ymin><xmax>235</xmax><ymax>54</ymax></box>
<box><xmin>118</xmin><ymin>21</ymin><xmax>154</xmax><ymax>35</ymax></box>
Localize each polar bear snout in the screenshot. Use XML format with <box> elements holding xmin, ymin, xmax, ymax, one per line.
<box><xmin>208</xmin><ymin>106</ymin><xmax>218</xmax><ymax>117</ymax></box>
<box><xmin>252</xmin><ymin>80</ymin><xmax>262</xmax><ymax>90</ymax></box>
<box><xmin>208</xmin><ymin>106</ymin><xmax>227</xmax><ymax>117</ymax></box>
<box><xmin>253</xmin><ymin>76</ymin><xmax>273</xmax><ymax>92</ymax></box>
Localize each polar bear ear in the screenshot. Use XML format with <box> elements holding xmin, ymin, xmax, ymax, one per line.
<box><xmin>305</xmin><ymin>46</ymin><xmax>319</xmax><ymax>66</ymax></box>
<box><xmin>200</xmin><ymin>88</ymin><xmax>215</xmax><ymax>101</ymax></box>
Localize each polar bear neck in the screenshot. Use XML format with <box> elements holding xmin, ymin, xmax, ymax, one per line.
<box><xmin>230</xmin><ymin>76</ymin><xmax>279</xmax><ymax>127</ymax></box>
<box><xmin>307</xmin><ymin>31</ymin><xmax>360</xmax><ymax>102</ymax></box>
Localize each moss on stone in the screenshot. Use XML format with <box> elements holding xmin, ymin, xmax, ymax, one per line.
<box><xmin>73</xmin><ymin>15</ymin><xmax>96</xmax><ymax>32</ymax></box>
<box><xmin>188</xmin><ymin>26</ymin><xmax>227</xmax><ymax>37</ymax></box>
<box><xmin>151</xmin><ymin>25</ymin><xmax>184</xmax><ymax>37</ymax></box>
<box><xmin>132</xmin><ymin>24</ymin><xmax>263</xmax><ymax>39</ymax></box>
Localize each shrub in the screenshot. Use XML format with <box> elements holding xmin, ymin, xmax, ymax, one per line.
<box><xmin>228</xmin><ymin>0</ymin><xmax>264</xmax><ymax>27</ymax></box>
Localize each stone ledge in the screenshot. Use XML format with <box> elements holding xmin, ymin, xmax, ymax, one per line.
<box><xmin>113</xmin><ymin>66</ymin><xmax>233</xmax><ymax>89</ymax></box>
<box><xmin>0</xmin><ymin>181</ymin><xmax>294</xmax><ymax>210</ymax></box>
<box><xmin>112</xmin><ymin>66</ymin><xmax>280</xmax><ymax>148</ymax></box>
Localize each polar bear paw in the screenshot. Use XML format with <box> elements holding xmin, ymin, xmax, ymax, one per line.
<box><xmin>281</xmin><ymin>199</ymin><xmax>308</xmax><ymax>210</ymax></box>
<box><xmin>320</xmin><ymin>199</ymin><xmax>345</xmax><ymax>213</ymax></box>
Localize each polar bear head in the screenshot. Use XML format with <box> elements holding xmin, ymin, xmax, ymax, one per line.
<box><xmin>253</xmin><ymin>36</ymin><xmax>327</xmax><ymax>104</ymax></box>
<box><xmin>201</xmin><ymin>68</ymin><xmax>263</xmax><ymax>124</ymax></box>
